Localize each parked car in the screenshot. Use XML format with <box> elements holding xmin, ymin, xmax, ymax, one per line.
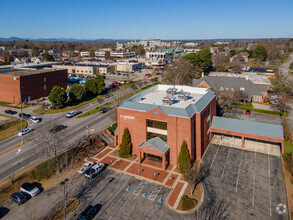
<box><xmin>225</xmin><ymin>107</ymin><xmax>232</xmax><ymax>111</ymax></box>
<box><xmin>112</xmin><ymin>82</ymin><xmax>120</xmax><ymax>86</ymax></box>
<box><xmin>5</xmin><ymin>110</ymin><xmax>17</xmax><ymax>115</ymax></box>
<box><xmin>17</xmin><ymin>128</ymin><xmax>33</xmax><ymax>136</ymax></box>
<box><xmin>66</xmin><ymin>110</ymin><xmax>82</xmax><ymax>118</ymax></box>
<box><xmin>85</xmin><ymin>163</ymin><xmax>105</xmax><ymax>179</ymax></box>
<box><xmin>10</xmin><ymin>192</ymin><xmax>27</xmax><ymax>205</ymax></box>
<box><xmin>30</xmin><ymin>116</ymin><xmax>41</xmax><ymax>123</ymax></box>
<box><xmin>99</xmin><ymin>108</ymin><xmax>107</xmax><ymax>114</ymax></box>
<box><xmin>50</xmin><ymin>125</ymin><xmax>67</xmax><ymax>134</ymax></box>
<box><xmin>78</xmin><ymin>162</ymin><xmax>96</xmax><ymax>174</ymax></box>
<box><xmin>78</xmin><ymin>205</ymin><xmax>98</xmax><ymax>220</ymax></box>
<box><xmin>20</xmin><ymin>182</ymin><xmax>40</xmax><ymax>198</ymax></box>
<box><xmin>245</xmin><ymin>110</ymin><xmax>251</xmax><ymax>115</ymax></box>
<box><xmin>19</xmin><ymin>113</ymin><xmax>31</xmax><ymax>118</ymax></box>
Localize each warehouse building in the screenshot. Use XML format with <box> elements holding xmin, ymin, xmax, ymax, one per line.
<box><xmin>0</xmin><ymin>68</ymin><xmax>67</xmax><ymax>104</ymax></box>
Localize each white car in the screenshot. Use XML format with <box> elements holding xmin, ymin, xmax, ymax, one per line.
<box><xmin>66</xmin><ymin>110</ymin><xmax>82</xmax><ymax>118</ymax></box>
<box><xmin>20</xmin><ymin>182</ymin><xmax>40</xmax><ymax>197</ymax></box>
<box><xmin>17</xmin><ymin>128</ymin><xmax>33</xmax><ymax>136</ymax></box>
<box><xmin>85</xmin><ymin>163</ymin><xmax>105</xmax><ymax>179</ymax></box>
<box><xmin>30</xmin><ymin>116</ymin><xmax>41</xmax><ymax>123</ymax></box>
<box><xmin>78</xmin><ymin>162</ymin><xmax>96</xmax><ymax>174</ymax></box>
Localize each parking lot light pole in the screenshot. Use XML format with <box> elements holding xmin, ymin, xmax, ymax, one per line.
<box><xmin>60</xmin><ymin>178</ymin><xmax>69</xmax><ymax>220</ymax></box>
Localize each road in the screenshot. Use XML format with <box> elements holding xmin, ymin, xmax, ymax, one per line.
<box><xmin>280</xmin><ymin>54</ymin><xmax>293</xmax><ymax>78</ymax></box>
<box><xmin>0</xmin><ymin>86</ymin><xmax>137</xmax><ymax>182</ymax></box>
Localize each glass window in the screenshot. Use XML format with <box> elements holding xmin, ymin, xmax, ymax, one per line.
<box><xmin>147</xmin><ymin>132</ymin><xmax>167</xmax><ymax>142</ymax></box>
<box><xmin>146</xmin><ymin>119</ymin><xmax>167</xmax><ymax>130</ymax></box>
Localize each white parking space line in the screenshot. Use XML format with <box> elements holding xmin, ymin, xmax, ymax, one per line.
<box><xmin>267</xmin><ymin>143</ymin><xmax>272</xmax><ymax>216</ymax></box>
<box><xmin>133</xmin><ymin>181</ymin><xmax>148</xmax><ymax>196</ymax></box>
<box><xmin>235</xmin><ymin>148</ymin><xmax>243</xmax><ymax>192</ymax></box>
<box><xmin>210</xmin><ymin>142</ymin><xmax>222</xmax><ymax>170</ymax></box>
<box><xmin>221</xmin><ymin>142</ymin><xmax>232</xmax><ymax>180</ymax></box>
<box><xmin>252</xmin><ymin>144</ymin><xmax>256</xmax><ymax>205</ymax></box>
<box><xmin>148</xmin><ymin>185</ymin><xmax>162</xmax><ymax>201</ymax></box>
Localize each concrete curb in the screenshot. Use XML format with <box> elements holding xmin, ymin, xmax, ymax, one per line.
<box><xmin>280</xmin><ymin>157</ymin><xmax>291</xmax><ymax>220</ymax></box>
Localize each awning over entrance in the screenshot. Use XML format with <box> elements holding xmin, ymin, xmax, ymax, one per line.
<box><xmin>138</xmin><ymin>137</ymin><xmax>170</xmax><ymax>170</ymax></box>
<box><xmin>210</xmin><ymin>116</ymin><xmax>284</xmax><ymax>154</ymax></box>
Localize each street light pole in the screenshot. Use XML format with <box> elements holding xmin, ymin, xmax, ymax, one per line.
<box><xmin>60</xmin><ymin>178</ymin><xmax>69</xmax><ymax>220</ymax></box>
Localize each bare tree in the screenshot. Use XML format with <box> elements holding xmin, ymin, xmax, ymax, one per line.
<box><xmin>184</xmin><ymin>163</ymin><xmax>210</xmax><ymax>195</ymax></box>
<box><xmin>197</xmin><ymin>198</ymin><xmax>230</xmax><ymax>220</ymax></box>
<box><xmin>163</xmin><ymin>59</ymin><xmax>195</xmax><ymax>85</ymax></box>
<box><xmin>283</xmin><ymin>119</ymin><xmax>293</xmax><ymax>143</ymax></box>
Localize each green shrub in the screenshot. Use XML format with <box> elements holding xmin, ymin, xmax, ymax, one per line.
<box><xmin>118</xmin><ymin>128</ymin><xmax>132</xmax><ymax>157</ymax></box>
<box><xmin>178</xmin><ymin>141</ymin><xmax>191</xmax><ymax>173</ymax></box>
<box><xmin>108</xmin><ymin>123</ymin><xmax>117</xmax><ymax>135</ymax></box>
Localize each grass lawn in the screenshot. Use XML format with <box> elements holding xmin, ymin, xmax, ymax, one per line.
<box><xmin>284</xmin><ymin>141</ymin><xmax>293</xmax><ymax>154</ymax></box>
<box><xmin>33</xmin><ymin>95</ymin><xmax>104</xmax><ymax>115</ymax></box>
<box><xmin>0</xmin><ymin>120</ymin><xmax>28</xmax><ymax>142</ymax></box>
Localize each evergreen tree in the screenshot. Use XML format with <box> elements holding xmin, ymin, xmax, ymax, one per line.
<box><xmin>85</xmin><ymin>75</ymin><xmax>105</xmax><ymax>95</ymax></box>
<box><xmin>69</xmin><ymin>83</ymin><xmax>85</xmax><ymax>101</ymax></box>
<box><xmin>118</xmin><ymin>128</ymin><xmax>132</xmax><ymax>158</ymax></box>
<box><xmin>253</xmin><ymin>45</ymin><xmax>268</xmax><ymax>61</ymax></box>
<box><xmin>178</xmin><ymin>141</ymin><xmax>191</xmax><ymax>173</ymax></box>
<box><xmin>48</xmin><ymin>86</ymin><xmax>67</xmax><ymax>109</ymax></box>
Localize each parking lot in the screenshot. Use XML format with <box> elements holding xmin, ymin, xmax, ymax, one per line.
<box><xmin>71</xmin><ymin>170</ymin><xmax>194</xmax><ymax>220</ymax></box>
<box><xmin>201</xmin><ymin>142</ymin><xmax>289</xmax><ymax>219</ymax></box>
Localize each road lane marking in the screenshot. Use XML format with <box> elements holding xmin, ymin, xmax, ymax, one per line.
<box><xmin>148</xmin><ymin>185</ymin><xmax>162</xmax><ymax>201</ymax></box>
<box><xmin>221</xmin><ymin>143</ymin><xmax>232</xmax><ymax>179</ymax></box>
<box><xmin>16</xmin><ymin>149</ymin><xmax>22</xmax><ymax>154</ymax></box>
<box><xmin>267</xmin><ymin>143</ymin><xmax>272</xmax><ymax>216</ymax></box>
<box><xmin>252</xmin><ymin>144</ymin><xmax>256</xmax><ymax>205</ymax></box>
<box><xmin>235</xmin><ymin>148</ymin><xmax>243</xmax><ymax>192</ymax></box>
<box><xmin>133</xmin><ymin>181</ymin><xmax>148</xmax><ymax>196</ymax></box>
<box><xmin>210</xmin><ymin>142</ymin><xmax>222</xmax><ymax>170</ymax></box>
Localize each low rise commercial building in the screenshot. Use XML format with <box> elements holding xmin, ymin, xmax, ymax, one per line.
<box><xmin>115</xmin><ymin>62</ymin><xmax>142</xmax><ymax>72</ymax></box>
<box><xmin>0</xmin><ymin>68</ymin><xmax>67</xmax><ymax>104</ymax></box>
<box><xmin>52</xmin><ymin>65</ymin><xmax>97</xmax><ymax>76</ymax></box>
<box><xmin>115</xmin><ymin>84</ymin><xmax>217</xmax><ymax>169</ymax></box>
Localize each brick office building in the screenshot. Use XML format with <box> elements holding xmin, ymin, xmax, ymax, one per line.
<box><xmin>0</xmin><ymin>68</ymin><xmax>67</xmax><ymax>104</ymax></box>
<box><xmin>115</xmin><ymin>84</ymin><xmax>216</xmax><ymax>170</ymax></box>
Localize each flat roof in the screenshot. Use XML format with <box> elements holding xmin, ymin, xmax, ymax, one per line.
<box><xmin>0</xmin><ymin>68</ymin><xmax>61</xmax><ymax>77</ymax></box>
<box><xmin>211</xmin><ymin>116</ymin><xmax>283</xmax><ymax>139</ymax></box>
<box><xmin>119</xmin><ymin>84</ymin><xmax>215</xmax><ymax>118</ymax></box>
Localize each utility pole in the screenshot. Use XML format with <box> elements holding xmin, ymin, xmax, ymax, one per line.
<box><xmin>60</xmin><ymin>178</ymin><xmax>69</xmax><ymax>220</ymax></box>
<box><xmin>19</xmin><ymin>89</ymin><xmax>23</xmax><ymax>144</ymax></box>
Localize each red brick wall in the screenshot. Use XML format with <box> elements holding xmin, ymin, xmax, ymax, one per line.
<box><xmin>0</xmin><ymin>69</ymin><xmax>67</xmax><ymax>103</ymax></box>
<box><xmin>117</xmin><ymin>96</ymin><xmax>217</xmax><ymax>166</ymax></box>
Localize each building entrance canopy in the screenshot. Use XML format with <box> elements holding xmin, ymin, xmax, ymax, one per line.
<box><xmin>138</xmin><ymin>137</ymin><xmax>170</xmax><ymax>170</ymax></box>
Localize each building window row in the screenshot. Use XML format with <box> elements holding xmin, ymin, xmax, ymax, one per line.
<box><xmin>147</xmin><ymin>132</ymin><xmax>167</xmax><ymax>142</ymax></box>
<box><xmin>146</xmin><ymin>119</ymin><xmax>167</xmax><ymax>130</ymax></box>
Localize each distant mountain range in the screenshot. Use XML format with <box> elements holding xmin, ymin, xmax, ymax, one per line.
<box><xmin>0</xmin><ymin>37</ymin><xmax>135</xmax><ymax>42</ymax></box>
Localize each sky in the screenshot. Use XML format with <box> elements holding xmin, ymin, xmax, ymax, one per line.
<box><xmin>0</xmin><ymin>0</ymin><xmax>292</xmax><ymax>40</ymax></box>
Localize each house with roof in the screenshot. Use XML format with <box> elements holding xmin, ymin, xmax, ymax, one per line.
<box><xmin>192</xmin><ymin>76</ymin><xmax>268</xmax><ymax>102</ymax></box>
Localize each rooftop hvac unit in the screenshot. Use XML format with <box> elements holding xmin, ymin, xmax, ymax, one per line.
<box><xmin>178</xmin><ymin>91</ymin><xmax>190</xmax><ymax>101</ymax></box>
<box><xmin>163</xmin><ymin>95</ymin><xmax>175</xmax><ymax>105</ymax></box>
<box><xmin>166</xmin><ymin>87</ymin><xmax>177</xmax><ymax>96</ymax></box>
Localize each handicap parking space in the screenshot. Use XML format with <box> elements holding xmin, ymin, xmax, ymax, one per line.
<box><xmin>202</xmin><ymin>143</ymin><xmax>289</xmax><ymax>220</ymax></box>
<box><xmin>88</xmin><ymin>172</ymin><xmax>195</xmax><ymax>220</ymax></box>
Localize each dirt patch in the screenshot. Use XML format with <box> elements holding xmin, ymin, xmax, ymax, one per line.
<box><xmin>47</xmin><ymin>199</ymin><xmax>79</xmax><ymax>220</ymax></box>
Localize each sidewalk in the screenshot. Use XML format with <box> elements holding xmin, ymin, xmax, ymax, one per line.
<box><xmin>86</xmin><ymin>143</ymin><xmax>190</xmax><ymax>211</ymax></box>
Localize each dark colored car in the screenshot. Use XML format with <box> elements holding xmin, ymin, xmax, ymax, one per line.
<box><xmin>4</xmin><ymin>110</ymin><xmax>17</xmax><ymax>115</ymax></box>
<box><xmin>245</xmin><ymin>110</ymin><xmax>251</xmax><ymax>115</ymax></box>
<box><xmin>99</xmin><ymin>108</ymin><xmax>107</xmax><ymax>114</ymax></box>
<box><xmin>50</xmin><ymin>125</ymin><xmax>67</xmax><ymax>134</ymax></box>
<box><xmin>10</xmin><ymin>192</ymin><xmax>26</xmax><ymax>205</ymax></box>
<box><xmin>78</xmin><ymin>205</ymin><xmax>98</xmax><ymax>220</ymax></box>
<box><xmin>19</xmin><ymin>113</ymin><xmax>31</xmax><ymax>118</ymax></box>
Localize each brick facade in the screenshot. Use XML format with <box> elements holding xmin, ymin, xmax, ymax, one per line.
<box><xmin>0</xmin><ymin>69</ymin><xmax>67</xmax><ymax>103</ymax></box>
<box><xmin>115</xmin><ymin>96</ymin><xmax>217</xmax><ymax>167</ymax></box>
